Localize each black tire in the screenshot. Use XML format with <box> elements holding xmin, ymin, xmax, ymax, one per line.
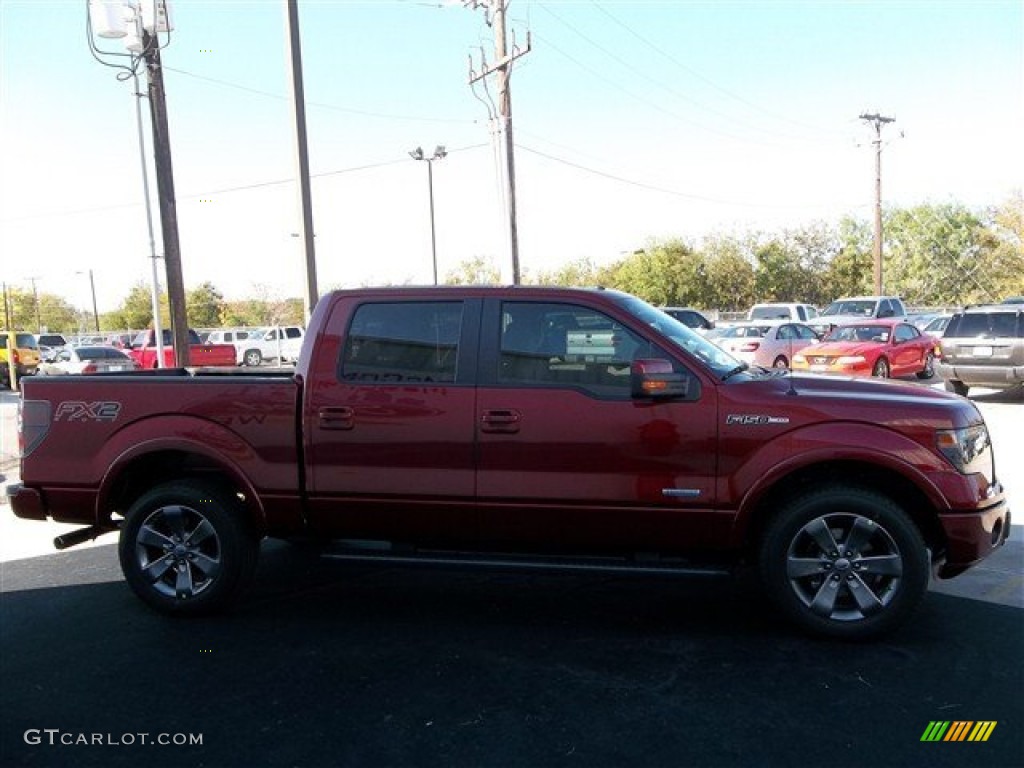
<box><xmin>243</xmin><ymin>349</ymin><xmax>262</xmax><ymax>367</ymax></box>
<box><xmin>772</xmin><ymin>356</ymin><xmax>789</xmax><ymax>369</ymax></box>
<box><xmin>872</xmin><ymin>358</ymin><xmax>890</xmax><ymax>378</ymax></box>
<box><xmin>119</xmin><ymin>480</ymin><xmax>260</xmax><ymax>615</ymax></box>
<box><xmin>759</xmin><ymin>486</ymin><xmax>929</xmax><ymax>640</ymax></box>
<box><xmin>945</xmin><ymin>380</ymin><xmax>969</xmax><ymax>397</ymax></box>
<box><xmin>916</xmin><ymin>352</ymin><xmax>935</xmax><ymax>380</ymax></box>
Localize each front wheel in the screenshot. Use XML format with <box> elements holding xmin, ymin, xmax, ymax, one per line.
<box><xmin>759</xmin><ymin>486</ymin><xmax>929</xmax><ymax>639</ymax></box>
<box><xmin>772</xmin><ymin>356</ymin><xmax>789</xmax><ymax>369</ymax></box>
<box><xmin>945</xmin><ymin>380</ymin><xmax>969</xmax><ymax>397</ymax></box>
<box><xmin>916</xmin><ymin>352</ymin><xmax>935</xmax><ymax>379</ymax></box>
<box><xmin>119</xmin><ymin>480</ymin><xmax>260</xmax><ymax>615</ymax></box>
<box><xmin>872</xmin><ymin>358</ymin><xmax>890</xmax><ymax>378</ymax></box>
<box><xmin>243</xmin><ymin>348</ymin><xmax>263</xmax><ymax>367</ymax></box>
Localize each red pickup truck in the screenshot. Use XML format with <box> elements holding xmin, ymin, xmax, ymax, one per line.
<box><xmin>8</xmin><ymin>287</ymin><xmax>1011</xmax><ymax>639</ymax></box>
<box><xmin>128</xmin><ymin>328</ymin><xmax>236</xmax><ymax>369</ymax></box>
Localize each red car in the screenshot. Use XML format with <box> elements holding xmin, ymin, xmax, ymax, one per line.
<box><xmin>791</xmin><ymin>319</ymin><xmax>938</xmax><ymax>379</ymax></box>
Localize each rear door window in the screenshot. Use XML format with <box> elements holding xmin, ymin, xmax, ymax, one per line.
<box><xmin>341</xmin><ymin>302</ymin><xmax>463</xmax><ymax>384</ymax></box>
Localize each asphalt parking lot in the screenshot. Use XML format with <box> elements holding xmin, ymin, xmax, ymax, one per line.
<box><xmin>1</xmin><ymin>383</ymin><xmax>1021</xmax><ymax>767</ymax></box>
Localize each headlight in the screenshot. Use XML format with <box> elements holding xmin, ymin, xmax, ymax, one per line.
<box><xmin>837</xmin><ymin>355</ymin><xmax>865</xmax><ymax>365</ymax></box>
<box><xmin>793</xmin><ymin>354</ymin><xmax>806</xmax><ymax>363</ymax></box>
<box><xmin>936</xmin><ymin>425</ymin><xmax>991</xmax><ymax>476</ymax></box>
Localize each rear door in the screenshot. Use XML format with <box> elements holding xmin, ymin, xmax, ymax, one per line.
<box><xmin>474</xmin><ymin>298</ymin><xmax>721</xmax><ymax>556</ymax></box>
<box><xmin>304</xmin><ymin>297</ymin><xmax>481</xmax><ymax>545</ymax></box>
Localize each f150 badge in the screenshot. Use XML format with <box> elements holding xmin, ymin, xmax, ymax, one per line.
<box><xmin>726</xmin><ymin>414</ymin><xmax>790</xmax><ymax>426</ymax></box>
<box><xmin>54</xmin><ymin>401</ymin><xmax>122</xmax><ymax>422</ymax></box>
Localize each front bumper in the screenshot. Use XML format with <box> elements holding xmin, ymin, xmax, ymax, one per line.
<box><xmin>935</xmin><ymin>497</ymin><xmax>1012</xmax><ymax>578</ymax></box>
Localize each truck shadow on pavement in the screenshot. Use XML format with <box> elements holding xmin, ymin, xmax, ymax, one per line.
<box><xmin>1</xmin><ymin>541</ymin><xmax>1021</xmax><ymax>768</ymax></box>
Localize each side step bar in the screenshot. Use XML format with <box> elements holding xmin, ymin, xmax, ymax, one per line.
<box><xmin>320</xmin><ymin>543</ymin><xmax>733</xmax><ymax>578</ymax></box>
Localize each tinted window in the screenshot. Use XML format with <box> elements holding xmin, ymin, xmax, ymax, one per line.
<box><xmin>285</xmin><ymin>327</ymin><xmax>302</xmax><ymax>339</ymax></box>
<box><xmin>894</xmin><ymin>324</ymin><xmax>918</xmax><ymax>343</ymax></box>
<box><xmin>954</xmin><ymin>312</ymin><xmax>1022</xmax><ymax>339</ymax></box>
<box><xmin>341</xmin><ymin>302</ymin><xmax>462</xmax><ymax>384</ymax></box>
<box><xmin>499</xmin><ymin>302</ymin><xmax>666</xmax><ymax>398</ymax></box>
<box><xmin>77</xmin><ymin>347</ymin><xmax>128</xmax><ymax>360</ymax></box>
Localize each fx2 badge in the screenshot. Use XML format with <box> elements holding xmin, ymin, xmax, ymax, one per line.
<box><xmin>54</xmin><ymin>401</ymin><xmax>122</xmax><ymax>423</ymax></box>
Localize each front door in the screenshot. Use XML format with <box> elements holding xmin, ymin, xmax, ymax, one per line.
<box><xmin>474</xmin><ymin>299</ymin><xmax>721</xmax><ymax>556</ymax></box>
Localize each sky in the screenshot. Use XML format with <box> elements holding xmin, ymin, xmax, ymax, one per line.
<box><xmin>1</xmin><ymin>0</ymin><xmax>1022</xmax><ymax>316</ymax></box>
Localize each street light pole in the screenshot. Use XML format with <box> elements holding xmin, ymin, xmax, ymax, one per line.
<box><xmin>409</xmin><ymin>146</ymin><xmax>447</xmax><ymax>285</ymax></box>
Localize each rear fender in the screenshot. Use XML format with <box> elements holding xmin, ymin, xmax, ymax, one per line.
<box><xmin>95</xmin><ymin>415</ymin><xmax>270</xmax><ymax>528</ymax></box>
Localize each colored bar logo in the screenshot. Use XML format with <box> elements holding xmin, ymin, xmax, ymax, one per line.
<box><xmin>921</xmin><ymin>721</ymin><xmax>997</xmax><ymax>742</ymax></box>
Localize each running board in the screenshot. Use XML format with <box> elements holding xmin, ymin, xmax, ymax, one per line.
<box><xmin>320</xmin><ymin>544</ymin><xmax>732</xmax><ymax>578</ymax></box>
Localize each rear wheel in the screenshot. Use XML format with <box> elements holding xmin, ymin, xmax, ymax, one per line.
<box><xmin>773</xmin><ymin>356</ymin><xmax>789</xmax><ymax>369</ymax></box>
<box><xmin>872</xmin><ymin>358</ymin><xmax>890</xmax><ymax>378</ymax></box>
<box><xmin>119</xmin><ymin>480</ymin><xmax>260</xmax><ymax>615</ymax></box>
<box><xmin>759</xmin><ymin>486</ymin><xmax>929</xmax><ymax>639</ymax></box>
<box><xmin>243</xmin><ymin>348</ymin><xmax>262</xmax><ymax>367</ymax></box>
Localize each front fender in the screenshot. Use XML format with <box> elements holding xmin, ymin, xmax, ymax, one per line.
<box><xmin>728</xmin><ymin>422</ymin><xmax>950</xmax><ymax>542</ymax></box>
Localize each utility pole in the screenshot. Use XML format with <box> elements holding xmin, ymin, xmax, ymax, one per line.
<box><xmin>466</xmin><ymin>0</ymin><xmax>530</xmax><ymax>284</ymax></box>
<box><xmin>27</xmin><ymin>277</ymin><xmax>41</xmax><ymax>332</ymax></box>
<box><xmin>143</xmin><ymin>30</ymin><xmax>189</xmax><ymax>366</ymax></box>
<box><xmin>859</xmin><ymin>112</ymin><xmax>895</xmax><ymax>295</ymax></box>
<box><xmin>285</xmin><ymin>0</ymin><xmax>319</xmax><ymax>323</ymax></box>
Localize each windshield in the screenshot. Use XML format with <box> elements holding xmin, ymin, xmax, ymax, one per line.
<box><xmin>821</xmin><ymin>300</ymin><xmax>877</xmax><ymax>317</ymax></box>
<box><xmin>826</xmin><ymin>325</ymin><xmax>890</xmax><ymax>343</ymax></box>
<box><xmin>720</xmin><ymin>324</ymin><xmax>771</xmax><ymax>339</ymax></box>
<box><xmin>613</xmin><ymin>293</ymin><xmax>741</xmax><ymax>376</ymax></box>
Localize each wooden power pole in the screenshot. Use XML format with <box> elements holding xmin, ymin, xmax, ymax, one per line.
<box><xmin>467</xmin><ymin>0</ymin><xmax>530</xmax><ymax>284</ymax></box>
<box><xmin>143</xmin><ymin>31</ymin><xmax>190</xmax><ymax>366</ymax></box>
<box><xmin>859</xmin><ymin>112</ymin><xmax>895</xmax><ymax>295</ymax></box>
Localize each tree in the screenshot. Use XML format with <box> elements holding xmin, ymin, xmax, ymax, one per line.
<box><xmin>444</xmin><ymin>256</ymin><xmax>501</xmax><ymax>285</ymax></box>
<box><xmin>105</xmin><ymin>282</ymin><xmax>169</xmax><ymax>331</ymax></box>
<box><xmin>529</xmin><ymin>257</ymin><xmax>600</xmax><ymax>287</ymax></box>
<box><xmin>599</xmin><ymin>239</ymin><xmax>707</xmax><ymax>307</ymax></box>
<box><xmin>0</xmin><ymin>287</ymin><xmax>79</xmax><ymax>333</ymax></box>
<box><xmin>883</xmin><ymin>203</ymin><xmax>993</xmax><ymax>305</ymax></box>
<box><xmin>825</xmin><ymin>217</ymin><xmax>873</xmax><ymax>300</ymax></box>
<box><xmin>981</xmin><ymin>192</ymin><xmax>1024</xmax><ymax>299</ymax></box>
<box><xmin>186</xmin><ymin>282</ymin><xmax>224</xmax><ymax>328</ymax></box>
<box><xmin>699</xmin><ymin>236</ymin><xmax>756</xmax><ymax>311</ymax></box>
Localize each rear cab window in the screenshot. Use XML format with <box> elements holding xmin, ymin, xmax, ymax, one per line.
<box><xmin>340</xmin><ymin>302</ymin><xmax>465</xmax><ymax>384</ymax></box>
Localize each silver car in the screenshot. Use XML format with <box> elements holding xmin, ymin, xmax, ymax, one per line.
<box><xmin>713</xmin><ymin>321</ymin><xmax>821</xmax><ymax>369</ymax></box>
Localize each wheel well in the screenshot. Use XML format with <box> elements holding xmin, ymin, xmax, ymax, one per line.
<box><xmin>743</xmin><ymin>460</ymin><xmax>946</xmax><ymax>560</ymax></box>
<box><xmin>105</xmin><ymin>449</ymin><xmax>262</xmax><ymax>530</ymax></box>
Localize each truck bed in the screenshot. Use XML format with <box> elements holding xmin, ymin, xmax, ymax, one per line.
<box><xmin>18</xmin><ymin>369</ymin><xmax>302</xmax><ymax>526</ymax></box>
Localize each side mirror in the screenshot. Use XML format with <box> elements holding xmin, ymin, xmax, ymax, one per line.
<box><xmin>631</xmin><ymin>358</ymin><xmax>692</xmax><ymax>400</ymax></box>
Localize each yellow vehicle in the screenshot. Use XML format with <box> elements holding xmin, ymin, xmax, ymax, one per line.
<box><xmin>1</xmin><ymin>331</ymin><xmax>41</xmax><ymax>388</ymax></box>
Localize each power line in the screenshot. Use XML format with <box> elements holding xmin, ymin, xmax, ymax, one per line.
<box><xmin>164</xmin><ymin>66</ymin><xmax>479</xmax><ymax>125</ymax></box>
<box><xmin>517</xmin><ymin>143</ymin><xmax>866</xmax><ymax>211</ymax></box>
<box><xmin>589</xmin><ymin>0</ymin><xmax>849</xmax><ymax>139</ymax></box>
<box><xmin>1</xmin><ymin>145</ymin><xmax>489</xmax><ymax>222</ymax></box>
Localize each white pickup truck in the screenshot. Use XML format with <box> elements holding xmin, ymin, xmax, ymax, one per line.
<box><xmin>205</xmin><ymin>326</ymin><xmax>305</xmax><ymax>366</ymax></box>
